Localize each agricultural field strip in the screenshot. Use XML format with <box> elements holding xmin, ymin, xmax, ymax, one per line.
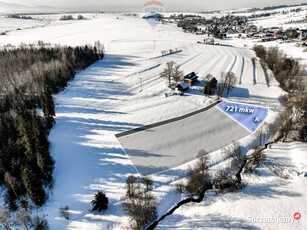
<box><xmin>115</xmin><ymin>101</ymin><xmax>221</xmax><ymax>138</ymax></box>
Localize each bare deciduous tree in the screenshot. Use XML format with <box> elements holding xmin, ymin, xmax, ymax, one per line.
<box><xmin>4</xmin><ymin>172</ymin><xmax>18</xmax><ymax>198</ymax></box>
<box><xmin>213</xmin><ymin>168</ymin><xmax>241</xmax><ymax>193</ymax></box>
<box><xmin>197</xmin><ymin>149</ymin><xmax>208</xmax><ymax>158</ymax></box>
<box><xmin>160</xmin><ymin>61</ymin><xmax>175</xmax><ymax>88</ymax></box>
<box><xmin>160</xmin><ymin>61</ymin><xmax>183</xmax><ymax>88</ymax></box>
<box><xmin>0</xmin><ymin>205</ymin><xmax>12</xmax><ymax>230</ymax></box>
<box><xmin>217</xmin><ymin>72</ymin><xmax>227</xmax><ymax>99</ymax></box>
<box><xmin>175</xmin><ymin>181</ymin><xmax>185</xmax><ymax>194</ymax></box>
<box><xmin>255</xmin><ymin>122</ymin><xmax>268</xmax><ymax>147</ymax></box>
<box><xmin>224</xmin><ymin>71</ymin><xmax>238</xmax><ymax>95</ymax></box>
<box><xmin>16</xmin><ymin>208</ymin><xmax>31</xmax><ymax>230</ymax></box>
<box><xmin>276</xmin><ymin>109</ymin><xmax>295</xmax><ymax>142</ymax></box>
<box><xmin>172</xmin><ymin>65</ymin><xmax>184</xmax><ymax>86</ymax></box>
<box><xmin>186</xmin><ymin>156</ymin><xmax>210</xmax><ymax>196</ymax></box>
<box><xmin>122</xmin><ymin>176</ymin><xmax>157</xmax><ymax>230</ymax></box>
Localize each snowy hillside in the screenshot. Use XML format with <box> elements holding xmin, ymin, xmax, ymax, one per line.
<box><xmin>0</xmin><ymin>9</ymin><xmax>306</xmax><ymax>230</ymax></box>
<box><xmin>156</xmin><ymin>142</ymin><xmax>307</xmax><ymax>230</ymax></box>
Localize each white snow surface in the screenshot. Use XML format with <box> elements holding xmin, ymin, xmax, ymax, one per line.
<box><xmin>156</xmin><ymin>142</ymin><xmax>307</xmax><ymax>230</ymax></box>
<box><xmin>0</xmin><ymin>12</ymin><xmax>306</xmax><ymax>230</ymax></box>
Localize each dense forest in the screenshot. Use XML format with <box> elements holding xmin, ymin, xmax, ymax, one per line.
<box><xmin>0</xmin><ymin>41</ymin><xmax>105</xmax><ymax>210</ymax></box>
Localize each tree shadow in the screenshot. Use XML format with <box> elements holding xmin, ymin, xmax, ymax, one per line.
<box><xmin>47</xmin><ymin>54</ymin><xmax>148</xmax><ymax>228</ymax></box>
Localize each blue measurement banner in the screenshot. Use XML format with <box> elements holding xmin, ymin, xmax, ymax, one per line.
<box><xmin>217</xmin><ymin>101</ymin><xmax>268</xmax><ymax>132</ymax></box>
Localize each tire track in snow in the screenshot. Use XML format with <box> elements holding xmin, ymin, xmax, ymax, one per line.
<box><xmin>255</xmin><ymin>62</ymin><xmax>268</xmax><ymax>86</ymax></box>
<box><xmin>178</xmin><ymin>52</ymin><xmax>204</xmax><ymax>68</ymax></box>
<box><xmin>196</xmin><ymin>54</ymin><xmax>221</xmax><ymax>76</ymax></box>
<box><xmin>209</xmin><ymin>55</ymin><xmax>233</xmax><ymax>80</ymax></box>
<box><xmin>181</xmin><ymin>52</ymin><xmax>214</xmax><ymax>76</ymax></box>
<box><xmin>229</xmin><ymin>56</ymin><xmax>237</xmax><ymax>72</ymax></box>
<box><xmin>242</xmin><ymin>58</ymin><xmax>254</xmax><ymax>85</ymax></box>
<box><xmin>239</xmin><ymin>57</ymin><xmax>245</xmax><ymax>84</ymax></box>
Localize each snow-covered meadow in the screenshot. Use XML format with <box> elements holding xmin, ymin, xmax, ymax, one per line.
<box><xmin>0</xmin><ymin>10</ymin><xmax>306</xmax><ymax>230</ymax></box>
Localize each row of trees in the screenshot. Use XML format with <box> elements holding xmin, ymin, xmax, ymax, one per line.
<box><xmin>253</xmin><ymin>45</ymin><xmax>307</xmax><ymax>141</ymax></box>
<box><xmin>176</xmin><ymin>151</ymin><xmax>243</xmax><ymax>198</ymax></box>
<box><xmin>59</xmin><ymin>15</ymin><xmax>85</xmax><ymax>20</ymax></box>
<box><xmin>216</xmin><ymin>72</ymin><xmax>238</xmax><ymax>98</ymax></box>
<box><xmin>0</xmin><ymin>41</ymin><xmax>105</xmax><ymax>210</ymax></box>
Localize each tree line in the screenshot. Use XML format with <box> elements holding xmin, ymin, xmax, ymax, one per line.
<box><xmin>253</xmin><ymin>45</ymin><xmax>307</xmax><ymax>141</ymax></box>
<box><xmin>0</xmin><ymin>41</ymin><xmax>105</xmax><ymax>211</ymax></box>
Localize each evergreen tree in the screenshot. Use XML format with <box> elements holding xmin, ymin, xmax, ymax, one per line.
<box><xmin>91</xmin><ymin>191</ymin><xmax>108</xmax><ymax>212</ymax></box>
<box><xmin>31</xmin><ymin>110</ymin><xmax>54</xmax><ymax>183</ymax></box>
<box><xmin>40</xmin><ymin>86</ymin><xmax>55</xmax><ymax>130</ymax></box>
<box><xmin>18</xmin><ymin>119</ymin><xmax>34</xmax><ymax>160</ymax></box>
<box><xmin>21</xmin><ymin>167</ymin><xmax>46</xmax><ymax>207</ymax></box>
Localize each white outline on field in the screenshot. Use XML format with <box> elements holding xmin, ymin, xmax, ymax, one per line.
<box><xmin>216</xmin><ymin>100</ymin><xmax>269</xmax><ymax>133</ymax></box>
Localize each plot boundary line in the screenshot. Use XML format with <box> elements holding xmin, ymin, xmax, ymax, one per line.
<box><xmin>115</xmin><ymin>100</ymin><xmax>222</xmax><ymax>138</ymax></box>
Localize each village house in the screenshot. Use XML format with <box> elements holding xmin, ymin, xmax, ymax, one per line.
<box><xmin>177</xmin><ymin>82</ymin><xmax>189</xmax><ymax>92</ymax></box>
<box><xmin>184</xmin><ymin>72</ymin><xmax>199</xmax><ymax>86</ymax></box>
<box><xmin>205</xmin><ymin>77</ymin><xmax>218</xmax><ymax>95</ymax></box>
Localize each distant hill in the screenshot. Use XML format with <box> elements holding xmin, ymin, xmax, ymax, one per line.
<box><xmin>247</xmin><ymin>3</ymin><xmax>307</xmax><ymax>13</ymax></box>
<box><xmin>0</xmin><ymin>1</ymin><xmax>67</xmax><ymax>14</ymax></box>
<box><xmin>0</xmin><ymin>1</ymin><xmax>29</xmax><ymax>10</ymax></box>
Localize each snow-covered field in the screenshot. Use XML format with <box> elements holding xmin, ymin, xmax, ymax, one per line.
<box><xmin>0</xmin><ymin>13</ymin><xmax>99</xmax><ymax>34</ymax></box>
<box><xmin>0</xmin><ymin>10</ymin><xmax>306</xmax><ymax>230</ymax></box>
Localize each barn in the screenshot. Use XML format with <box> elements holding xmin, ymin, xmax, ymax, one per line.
<box><xmin>177</xmin><ymin>82</ymin><xmax>189</xmax><ymax>92</ymax></box>
<box><xmin>184</xmin><ymin>72</ymin><xmax>198</xmax><ymax>86</ymax></box>
<box><xmin>204</xmin><ymin>77</ymin><xmax>218</xmax><ymax>95</ymax></box>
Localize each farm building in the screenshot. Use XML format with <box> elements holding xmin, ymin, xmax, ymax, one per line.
<box><xmin>177</xmin><ymin>82</ymin><xmax>189</xmax><ymax>92</ymax></box>
<box><xmin>204</xmin><ymin>77</ymin><xmax>218</xmax><ymax>95</ymax></box>
<box><xmin>184</xmin><ymin>72</ymin><xmax>198</xmax><ymax>86</ymax></box>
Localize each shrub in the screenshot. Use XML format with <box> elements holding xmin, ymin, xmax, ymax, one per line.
<box><xmin>253</xmin><ymin>45</ymin><xmax>266</xmax><ymax>60</ymax></box>
<box><xmin>32</xmin><ymin>216</ymin><xmax>49</xmax><ymax>230</ymax></box>
<box><xmin>77</xmin><ymin>15</ymin><xmax>84</xmax><ymax>20</ymax></box>
<box><xmin>185</xmin><ymin>156</ymin><xmax>210</xmax><ymax>196</ymax></box>
<box><xmin>122</xmin><ymin>176</ymin><xmax>157</xmax><ymax>230</ymax></box>
<box><xmin>244</xmin><ymin>146</ymin><xmax>266</xmax><ymax>174</ymax></box>
<box><xmin>91</xmin><ymin>191</ymin><xmax>108</xmax><ymax>212</ymax></box>
<box><xmin>60</xmin><ymin>15</ymin><xmax>73</xmax><ymax>21</ymax></box>
<box><xmin>175</xmin><ymin>181</ymin><xmax>185</xmax><ymax>194</ymax></box>
<box><xmin>213</xmin><ymin>170</ymin><xmax>242</xmax><ymax>193</ymax></box>
<box><xmin>60</xmin><ymin>206</ymin><xmax>70</xmax><ymax>220</ymax></box>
